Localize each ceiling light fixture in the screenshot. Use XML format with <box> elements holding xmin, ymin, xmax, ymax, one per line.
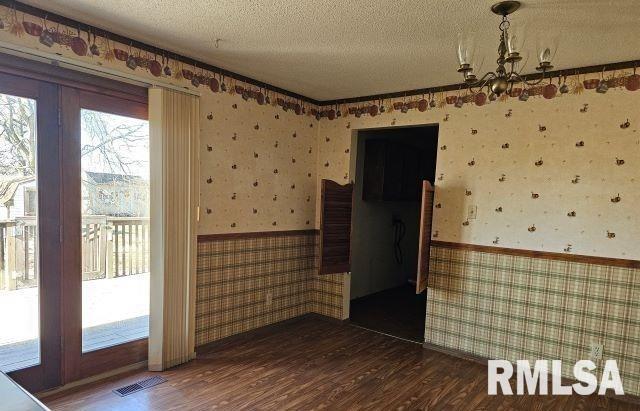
<box><xmin>457</xmin><ymin>1</ymin><xmax>556</xmax><ymax>97</ymax></box>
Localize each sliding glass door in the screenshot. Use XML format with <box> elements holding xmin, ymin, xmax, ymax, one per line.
<box><xmin>61</xmin><ymin>88</ymin><xmax>149</xmax><ymax>382</ymax></box>
<box><xmin>0</xmin><ymin>56</ymin><xmax>149</xmax><ymax>390</ymax></box>
<box><xmin>0</xmin><ymin>73</ymin><xmax>62</xmax><ymax>392</ymax></box>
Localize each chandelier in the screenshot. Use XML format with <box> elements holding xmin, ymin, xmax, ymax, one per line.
<box><xmin>456</xmin><ymin>1</ymin><xmax>556</xmax><ymax>99</ymax></box>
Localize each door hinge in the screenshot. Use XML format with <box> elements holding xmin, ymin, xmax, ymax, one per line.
<box><xmin>59</xmin><ymin>224</ymin><xmax>63</xmax><ymax>243</ymax></box>
<box><xmin>58</xmin><ymin>108</ymin><xmax>62</xmax><ymax>127</ymax></box>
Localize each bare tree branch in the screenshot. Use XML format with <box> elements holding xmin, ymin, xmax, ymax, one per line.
<box><xmin>0</xmin><ymin>95</ymin><xmax>147</xmax><ymax>179</ymax></box>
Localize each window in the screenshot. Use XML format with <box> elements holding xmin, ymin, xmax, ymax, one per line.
<box><xmin>24</xmin><ymin>187</ymin><xmax>37</xmax><ymax>216</ymax></box>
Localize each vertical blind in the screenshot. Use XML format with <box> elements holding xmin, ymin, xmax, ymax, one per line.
<box><xmin>148</xmin><ymin>88</ymin><xmax>200</xmax><ymax>371</ymax></box>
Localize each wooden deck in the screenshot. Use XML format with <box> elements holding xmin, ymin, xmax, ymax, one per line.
<box><xmin>0</xmin><ymin>339</ymin><xmax>39</xmax><ymax>373</ymax></box>
<box><xmin>0</xmin><ymin>316</ymin><xmax>149</xmax><ymax>373</ymax></box>
<box><xmin>0</xmin><ymin>273</ymin><xmax>149</xmax><ymax>373</ymax></box>
<box><xmin>82</xmin><ymin>315</ymin><xmax>149</xmax><ymax>353</ymax></box>
<box><xmin>43</xmin><ymin>316</ymin><xmax>635</xmax><ymax>411</ymax></box>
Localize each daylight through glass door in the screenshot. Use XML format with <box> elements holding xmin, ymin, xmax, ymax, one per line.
<box><xmin>80</xmin><ymin>108</ymin><xmax>150</xmax><ymax>353</ymax></box>
<box><xmin>0</xmin><ymin>92</ymin><xmax>40</xmax><ymax>372</ymax></box>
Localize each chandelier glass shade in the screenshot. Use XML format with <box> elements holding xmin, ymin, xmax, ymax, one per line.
<box><xmin>457</xmin><ymin>1</ymin><xmax>556</xmax><ymax>97</ymax></box>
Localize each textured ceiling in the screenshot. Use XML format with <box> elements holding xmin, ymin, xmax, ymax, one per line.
<box><xmin>20</xmin><ymin>0</ymin><xmax>640</xmax><ymax>101</ymax></box>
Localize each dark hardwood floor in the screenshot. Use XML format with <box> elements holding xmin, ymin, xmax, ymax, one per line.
<box><xmin>44</xmin><ymin>316</ymin><xmax>634</xmax><ymax>411</ymax></box>
<box><xmin>350</xmin><ymin>284</ymin><xmax>427</xmax><ymax>342</ymax></box>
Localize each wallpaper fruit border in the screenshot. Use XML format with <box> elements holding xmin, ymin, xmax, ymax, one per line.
<box><xmin>1</xmin><ymin>3</ymin><xmax>638</xmax><ymax>119</ymax></box>
<box><xmin>0</xmin><ymin>4</ymin><xmax>319</xmax><ymax>116</ymax></box>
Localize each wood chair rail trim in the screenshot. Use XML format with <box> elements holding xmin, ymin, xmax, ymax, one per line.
<box><xmin>431</xmin><ymin>240</ymin><xmax>640</xmax><ymax>269</ymax></box>
<box><xmin>198</xmin><ymin>229</ymin><xmax>318</xmax><ymax>242</ymax></box>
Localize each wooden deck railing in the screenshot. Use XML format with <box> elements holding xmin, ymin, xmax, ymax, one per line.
<box><xmin>0</xmin><ymin>218</ymin><xmax>37</xmax><ymax>291</ymax></box>
<box><xmin>82</xmin><ymin>217</ymin><xmax>150</xmax><ymax>280</ymax></box>
<box><xmin>1</xmin><ymin>216</ymin><xmax>149</xmax><ymax>290</ymax></box>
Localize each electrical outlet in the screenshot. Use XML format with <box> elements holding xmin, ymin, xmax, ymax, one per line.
<box><xmin>265</xmin><ymin>291</ymin><xmax>273</xmax><ymax>306</ymax></box>
<box><xmin>590</xmin><ymin>343</ymin><xmax>603</xmax><ymax>361</ymax></box>
<box><xmin>468</xmin><ymin>205</ymin><xmax>478</xmax><ymax>220</ymax></box>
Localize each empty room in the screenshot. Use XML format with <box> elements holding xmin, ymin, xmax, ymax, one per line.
<box><xmin>0</xmin><ymin>0</ymin><xmax>638</xmax><ymax>410</ymax></box>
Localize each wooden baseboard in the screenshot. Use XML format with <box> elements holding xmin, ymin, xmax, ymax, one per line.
<box><xmin>307</xmin><ymin>312</ymin><xmax>349</xmax><ymax>325</ymax></box>
<box><xmin>36</xmin><ymin>361</ymin><xmax>147</xmax><ymax>399</ymax></box>
<box><xmin>195</xmin><ymin>312</ymin><xmax>345</xmax><ymax>355</ymax></box>
<box><xmin>422</xmin><ymin>342</ymin><xmax>488</xmax><ymax>366</ymax></box>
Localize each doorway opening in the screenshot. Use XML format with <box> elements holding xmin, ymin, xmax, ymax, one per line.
<box><xmin>348</xmin><ymin>125</ymin><xmax>438</xmax><ymax>342</ymax></box>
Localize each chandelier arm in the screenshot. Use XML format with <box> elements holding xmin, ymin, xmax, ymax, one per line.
<box><xmin>466</xmin><ymin>71</ymin><xmax>497</xmax><ymax>88</ymax></box>
<box><xmin>468</xmin><ymin>74</ymin><xmax>496</xmax><ymax>94</ymax></box>
<box><xmin>515</xmin><ymin>71</ymin><xmax>547</xmax><ymax>87</ymax></box>
<box><xmin>508</xmin><ymin>72</ymin><xmax>523</xmax><ymax>84</ymax></box>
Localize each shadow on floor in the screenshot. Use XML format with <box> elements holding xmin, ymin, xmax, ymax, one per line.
<box><xmin>349</xmin><ymin>284</ymin><xmax>426</xmax><ymax>342</ymax></box>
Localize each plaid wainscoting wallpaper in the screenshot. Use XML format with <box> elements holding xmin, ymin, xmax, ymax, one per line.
<box><xmin>311</xmin><ymin>273</ymin><xmax>344</xmax><ymax>319</ymax></box>
<box><xmin>425</xmin><ymin>245</ymin><xmax>640</xmax><ymax>396</ymax></box>
<box><xmin>195</xmin><ymin>231</ymin><xmax>344</xmax><ymax>346</ymax></box>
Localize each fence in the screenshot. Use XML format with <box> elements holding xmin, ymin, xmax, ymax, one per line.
<box><xmin>0</xmin><ymin>216</ymin><xmax>150</xmax><ymax>290</ymax></box>
<box><xmin>0</xmin><ymin>218</ymin><xmax>37</xmax><ymax>290</ymax></box>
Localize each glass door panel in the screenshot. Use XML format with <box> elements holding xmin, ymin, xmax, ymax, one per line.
<box><xmin>79</xmin><ymin>109</ymin><xmax>150</xmax><ymax>353</ymax></box>
<box><xmin>0</xmin><ymin>71</ymin><xmax>61</xmax><ymax>392</ymax></box>
<box><xmin>0</xmin><ymin>93</ymin><xmax>40</xmax><ymax>372</ymax></box>
<box><xmin>61</xmin><ymin>87</ymin><xmax>148</xmax><ymax>383</ymax></box>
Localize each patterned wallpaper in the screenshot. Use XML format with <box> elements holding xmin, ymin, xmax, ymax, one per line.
<box><xmin>426</xmin><ymin>245</ymin><xmax>640</xmax><ymax>396</ymax></box>
<box><xmin>196</xmin><ymin>231</ymin><xmax>344</xmax><ymax>347</ymax></box>
<box><xmin>196</xmin><ymin>232</ymin><xmax>316</xmax><ymax>346</ymax></box>
<box><xmin>198</xmin><ymin>91</ymin><xmax>318</xmax><ymax>234</ymax></box>
<box><xmin>317</xmin><ymin>81</ymin><xmax>640</xmax><ymax>260</ymax></box>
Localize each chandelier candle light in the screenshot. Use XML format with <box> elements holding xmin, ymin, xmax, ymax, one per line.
<box><xmin>457</xmin><ymin>1</ymin><xmax>556</xmax><ymax>99</ymax></box>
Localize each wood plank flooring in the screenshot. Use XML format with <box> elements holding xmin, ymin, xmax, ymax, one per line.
<box><xmin>44</xmin><ymin>316</ymin><xmax>635</xmax><ymax>410</ymax></box>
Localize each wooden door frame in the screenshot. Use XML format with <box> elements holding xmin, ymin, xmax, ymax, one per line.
<box><xmin>60</xmin><ymin>87</ymin><xmax>148</xmax><ymax>383</ymax></box>
<box><xmin>0</xmin><ymin>72</ymin><xmax>63</xmax><ymax>393</ymax></box>
<box><xmin>416</xmin><ymin>180</ymin><xmax>434</xmax><ymax>294</ymax></box>
<box><xmin>344</xmin><ymin>126</ymin><xmax>439</xmax><ymax>317</ymax></box>
<box><xmin>0</xmin><ymin>52</ymin><xmax>147</xmax><ymax>105</ymax></box>
<box><xmin>0</xmin><ymin>53</ymin><xmax>149</xmax><ymax>387</ymax></box>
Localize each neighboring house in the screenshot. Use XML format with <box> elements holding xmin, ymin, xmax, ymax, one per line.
<box><xmin>83</xmin><ymin>171</ymin><xmax>149</xmax><ymax>217</ymax></box>
<box><xmin>0</xmin><ymin>175</ymin><xmax>37</xmax><ymax>290</ymax></box>
<box><xmin>0</xmin><ymin>175</ymin><xmax>37</xmax><ymax>221</ymax></box>
<box><xmin>0</xmin><ymin>172</ymin><xmax>150</xmax><ymax>219</ymax></box>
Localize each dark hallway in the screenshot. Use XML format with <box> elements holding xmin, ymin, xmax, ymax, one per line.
<box><xmin>350</xmin><ymin>284</ymin><xmax>427</xmax><ymax>342</ymax></box>
<box><xmin>348</xmin><ymin>125</ymin><xmax>438</xmax><ymax>343</ymax></box>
